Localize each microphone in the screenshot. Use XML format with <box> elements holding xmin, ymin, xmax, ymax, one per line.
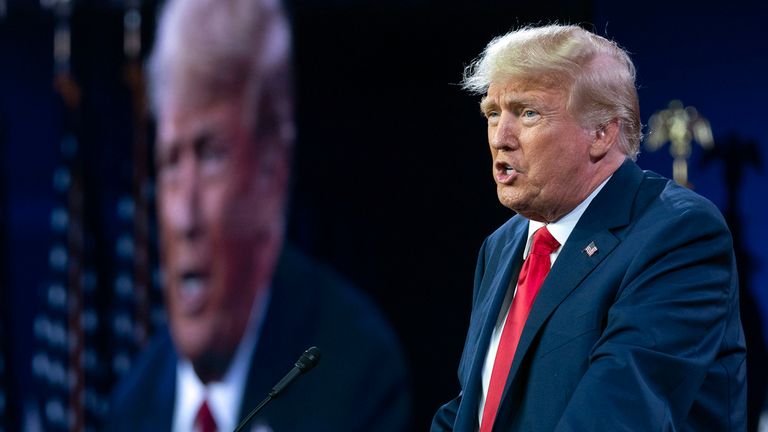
<box><xmin>233</xmin><ymin>346</ymin><xmax>321</xmax><ymax>432</ymax></box>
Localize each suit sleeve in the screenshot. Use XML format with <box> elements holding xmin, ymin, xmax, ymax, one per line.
<box><xmin>554</xmin><ymin>207</ymin><xmax>742</xmax><ymax>431</ymax></box>
<box><xmin>431</xmin><ymin>393</ymin><xmax>462</xmax><ymax>431</ymax></box>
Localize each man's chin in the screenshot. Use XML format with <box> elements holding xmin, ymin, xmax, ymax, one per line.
<box><xmin>497</xmin><ymin>186</ymin><xmax>540</xmax><ymax>214</ymax></box>
<box><xmin>497</xmin><ymin>192</ymin><xmax>523</xmax><ymax>213</ymax></box>
<box><xmin>172</xmin><ymin>331</ymin><xmax>235</xmax><ymax>382</ymax></box>
<box><xmin>169</xmin><ymin>318</ymin><xmax>218</xmax><ymax>360</ymax></box>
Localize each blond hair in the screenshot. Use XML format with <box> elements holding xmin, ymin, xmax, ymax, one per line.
<box><xmin>148</xmin><ymin>0</ymin><xmax>294</xmax><ymax>146</ymax></box>
<box><xmin>463</xmin><ymin>25</ymin><xmax>642</xmax><ymax>159</ymax></box>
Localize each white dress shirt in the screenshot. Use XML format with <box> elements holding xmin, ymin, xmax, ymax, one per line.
<box><xmin>477</xmin><ymin>177</ymin><xmax>610</xmax><ymax>425</ymax></box>
<box><xmin>172</xmin><ymin>287</ymin><xmax>271</xmax><ymax>432</ymax></box>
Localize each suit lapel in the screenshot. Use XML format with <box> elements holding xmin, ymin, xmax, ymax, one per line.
<box><xmin>456</xmin><ymin>221</ymin><xmax>528</xmax><ymax>428</ymax></box>
<box><xmin>502</xmin><ymin>159</ymin><xmax>645</xmax><ymax>398</ymax></box>
<box><xmin>473</xmin><ymin>222</ymin><xmax>529</xmax><ymax>367</ymax></box>
<box><xmin>238</xmin><ymin>247</ymin><xmax>317</xmax><ymax>425</ymax></box>
<box><xmin>152</xmin><ymin>332</ymin><xmax>178</xmax><ymax>431</ymax></box>
<box><xmin>504</xmin><ymin>229</ymin><xmax>619</xmax><ymax>384</ymax></box>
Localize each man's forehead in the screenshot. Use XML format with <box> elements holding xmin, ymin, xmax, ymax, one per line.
<box><xmin>488</xmin><ymin>73</ymin><xmax>567</xmax><ymax>93</ymax></box>
<box><xmin>482</xmin><ymin>79</ymin><xmax>566</xmax><ymax>106</ymax></box>
<box><xmin>157</xmin><ymin>99</ymin><xmax>244</xmax><ymax>146</ymax></box>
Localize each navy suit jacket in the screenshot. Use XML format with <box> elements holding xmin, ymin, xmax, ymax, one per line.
<box><xmin>107</xmin><ymin>246</ymin><xmax>411</xmax><ymax>431</ymax></box>
<box><xmin>432</xmin><ymin>159</ymin><xmax>746</xmax><ymax>431</ymax></box>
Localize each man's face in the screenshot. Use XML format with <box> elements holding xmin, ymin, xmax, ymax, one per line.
<box><xmin>156</xmin><ymin>97</ymin><xmax>284</xmax><ymax>376</ymax></box>
<box><xmin>481</xmin><ymin>78</ymin><xmax>598</xmax><ymax>222</ymax></box>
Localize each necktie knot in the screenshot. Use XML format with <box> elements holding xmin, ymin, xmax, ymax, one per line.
<box><xmin>530</xmin><ymin>226</ymin><xmax>560</xmax><ymax>256</ymax></box>
<box><xmin>195</xmin><ymin>400</ymin><xmax>217</xmax><ymax>432</ymax></box>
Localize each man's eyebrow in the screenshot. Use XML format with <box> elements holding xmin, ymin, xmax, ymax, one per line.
<box><xmin>480</xmin><ymin>94</ymin><xmax>539</xmax><ymax>114</ymax></box>
<box><xmin>479</xmin><ymin>97</ymin><xmax>496</xmax><ymax>113</ymax></box>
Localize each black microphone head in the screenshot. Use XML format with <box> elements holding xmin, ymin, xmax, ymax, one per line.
<box><xmin>295</xmin><ymin>346</ymin><xmax>321</xmax><ymax>372</ymax></box>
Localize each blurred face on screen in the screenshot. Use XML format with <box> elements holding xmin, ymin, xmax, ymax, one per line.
<box><xmin>155</xmin><ymin>93</ymin><xmax>285</xmax><ymax>381</ymax></box>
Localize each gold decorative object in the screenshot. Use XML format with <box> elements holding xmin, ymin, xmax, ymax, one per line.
<box><xmin>646</xmin><ymin>100</ymin><xmax>714</xmax><ymax>187</ymax></box>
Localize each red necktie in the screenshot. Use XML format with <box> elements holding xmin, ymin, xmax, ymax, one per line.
<box><xmin>195</xmin><ymin>400</ymin><xmax>218</xmax><ymax>432</ymax></box>
<box><xmin>480</xmin><ymin>226</ymin><xmax>560</xmax><ymax>432</ymax></box>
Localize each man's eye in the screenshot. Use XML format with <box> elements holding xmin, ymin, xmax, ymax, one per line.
<box><xmin>157</xmin><ymin>147</ymin><xmax>180</xmax><ymax>175</ymax></box>
<box><xmin>522</xmin><ymin>109</ymin><xmax>538</xmax><ymax>118</ymax></box>
<box><xmin>200</xmin><ymin>144</ymin><xmax>227</xmax><ymax>162</ymax></box>
<box><xmin>485</xmin><ymin>110</ymin><xmax>499</xmax><ymax>119</ymax></box>
<box><xmin>199</xmin><ymin>141</ymin><xmax>230</xmax><ymax>177</ymax></box>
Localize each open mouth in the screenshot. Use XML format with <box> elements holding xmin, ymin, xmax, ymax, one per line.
<box><xmin>495</xmin><ymin>161</ymin><xmax>519</xmax><ymax>183</ymax></box>
<box><xmin>176</xmin><ymin>271</ymin><xmax>210</xmax><ymax>314</ymax></box>
<box><xmin>495</xmin><ymin>161</ymin><xmax>516</xmax><ymax>174</ymax></box>
<box><xmin>181</xmin><ymin>272</ymin><xmax>206</xmax><ymax>296</ymax></box>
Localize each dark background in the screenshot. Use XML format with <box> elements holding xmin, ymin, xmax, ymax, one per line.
<box><xmin>1</xmin><ymin>0</ymin><xmax>766</xmax><ymax>430</ymax></box>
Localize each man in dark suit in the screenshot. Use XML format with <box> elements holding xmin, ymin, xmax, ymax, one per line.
<box><xmin>106</xmin><ymin>0</ymin><xmax>410</xmax><ymax>430</ymax></box>
<box><xmin>432</xmin><ymin>25</ymin><xmax>746</xmax><ymax>431</ymax></box>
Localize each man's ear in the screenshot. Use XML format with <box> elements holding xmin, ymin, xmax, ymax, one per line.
<box><xmin>257</xmin><ymin>143</ymin><xmax>289</xmax><ymax>193</ymax></box>
<box><xmin>589</xmin><ymin>119</ymin><xmax>620</xmax><ymax>160</ymax></box>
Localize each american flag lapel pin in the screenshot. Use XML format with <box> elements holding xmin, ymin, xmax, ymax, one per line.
<box><xmin>584</xmin><ymin>241</ymin><xmax>598</xmax><ymax>257</ymax></box>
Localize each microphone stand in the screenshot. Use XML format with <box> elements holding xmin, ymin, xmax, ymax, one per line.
<box><xmin>233</xmin><ymin>347</ymin><xmax>321</xmax><ymax>432</ymax></box>
<box><xmin>233</xmin><ymin>396</ymin><xmax>271</xmax><ymax>432</ymax></box>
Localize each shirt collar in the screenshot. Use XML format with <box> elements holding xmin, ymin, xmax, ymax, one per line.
<box><xmin>524</xmin><ymin>176</ymin><xmax>611</xmax><ymax>259</ymax></box>
<box><xmin>172</xmin><ymin>286</ymin><xmax>271</xmax><ymax>432</ymax></box>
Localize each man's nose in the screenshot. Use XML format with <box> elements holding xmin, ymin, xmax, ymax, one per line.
<box><xmin>172</xmin><ymin>156</ymin><xmax>203</xmax><ymax>240</ymax></box>
<box><xmin>490</xmin><ymin>113</ymin><xmax>519</xmax><ymax>150</ymax></box>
